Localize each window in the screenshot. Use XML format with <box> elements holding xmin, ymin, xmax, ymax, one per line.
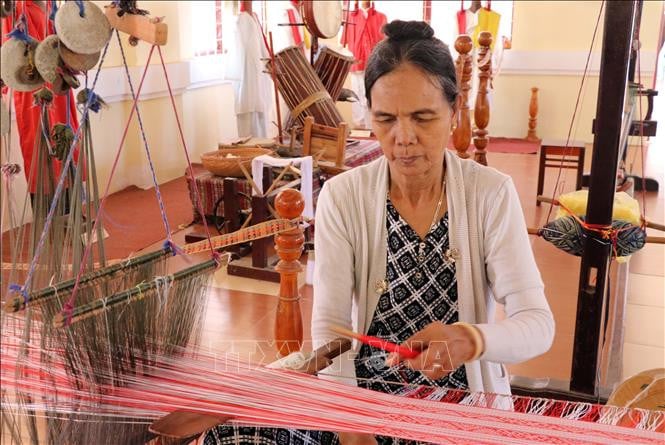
<box><xmin>192</xmin><ymin>0</ymin><xmax>224</xmax><ymax>56</ymax></box>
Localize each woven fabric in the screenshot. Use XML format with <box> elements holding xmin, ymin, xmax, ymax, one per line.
<box><xmin>354</xmin><ymin>202</ymin><xmax>467</xmax><ymax>445</ymax></box>
<box><xmin>187</xmin><ymin>172</ymin><xmax>253</xmax><ymax>223</ymax></box>
<box><xmin>344</xmin><ymin>139</ymin><xmax>383</xmax><ymax>168</ymax></box>
<box><xmin>541</xmin><ymin>216</ymin><xmax>646</xmax><ymax>257</ymax></box>
<box><xmin>204</xmin><ymin>425</ymin><xmax>339</xmax><ymax>445</ymax></box>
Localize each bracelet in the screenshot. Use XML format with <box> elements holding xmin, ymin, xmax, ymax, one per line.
<box><xmin>453</xmin><ymin>322</ymin><xmax>485</xmax><ymax>362</ymax></box>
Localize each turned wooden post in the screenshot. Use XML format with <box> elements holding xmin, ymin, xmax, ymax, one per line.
<box><xmin>525</xmin><ymin>87</ymin><xmax>540</xmax><ymax>142</ymax></box>
<box><xmin>473</xmin><ymin>31</ymin><xmax>492</xmax><ymax>166</ymax></box>
<box><xmin>453</xmin><ymin>35</ymin><xmax>473</xmax><ymax>159</ymax></box>
<box><xmin>274</xmin><ymin>189</ymin><xmax>305</xmax><ymax>356</ymax></box>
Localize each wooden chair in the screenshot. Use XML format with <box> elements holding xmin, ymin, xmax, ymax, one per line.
<box><xmin>536</xmin><ymin>139</ymin><xmax>586</xmax><ymax>205</ymax></box>
<box><xmin>302</xmin><ymin>116</ymin><xmax>349</xmax><ymax>175</ymax></box>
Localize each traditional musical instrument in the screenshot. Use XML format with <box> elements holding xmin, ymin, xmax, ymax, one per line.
<box><xmin>0</xmin><ymin>36</ymin><xmax>44</xmax><ymax>92</ymax></box>
<box><xmin>267</xmin><ymin>46</ymin><xmax>343</xmax><ymax>128</ymax></box>
<box><xmin>34</xmin><ymin>35</ymin><xmax>61</xmax><ymax>84</ymax></box>
<box><xmin>54</xmin><ymin>1</ymin><xmax>112</xmax><ymax>55</ymax></box>
<box><xmin>59</xmin><ymin>42</ymin><xmax>101</xmax><ymax>71</ymax></box>
<box><xmin>313</xmin><ymin>46</ymin><xmax>355</xmax><ymax>101</ymax></box>
<box><xmin>300</xmin><ymin>0</ymin><xmax>343</xmax><ymax>39</ymax></box>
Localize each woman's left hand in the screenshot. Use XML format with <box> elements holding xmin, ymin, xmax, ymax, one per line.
<box><xmin>385</xmin><ymin>322</ymin><xmax>478</xmax><ymax>380</ymax></box>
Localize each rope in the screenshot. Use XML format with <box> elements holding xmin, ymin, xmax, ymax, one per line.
<box><xmin>73</xmin><ymin>0</ymin><xmax>85</xmax><ymax>17</ymax></box>
<box><xmin>15</xmin><ymin>38</ymin><xmax>111</xmax><ymax>307</ymax></box>
<box><xmin>6</xmin><ymin>13</ymin><xmax>30</xmax><ymax>41</ymax></box>
<box><xmin>556</xmin><ymin>200</ymin><xmax>635</xmax><ymax>260</ymax></box>
<box><xmin>545</xmin><ymin>0</ymin><xmax>605</xmax><ymax>223</ymax></box>
<box><xmin>48</xmin><ymin>0</ymin><xmax>57</xmax><ymax>22</ymax></box>
<box><xmin>60</xmin><ymin>43</ymin><xmax>157</xmax><ymax>326</ymax></box>
<box><xmin>156</xmin><ymin>45</ymin><xmax>218</xmax><ymax>261</ymax></box>
<box><xmin>291</xmin><ymin>91</ymin><xmax>330</xmax><ymax>121</ymax></box>
<box><xmin>117</xmin><ymin>34</ymin><xmax>174</xmax><ymax>248</ymax></box>
<box><xmin>65</xmin><ymin>92</ymin><xmax>71</xmax><ymax>128</ymax></box>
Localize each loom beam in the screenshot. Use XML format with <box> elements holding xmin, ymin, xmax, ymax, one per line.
<box><xmin>104</xmin><ymin>5</ymin><xmax>168</xmax><ymax>46</ymax></box>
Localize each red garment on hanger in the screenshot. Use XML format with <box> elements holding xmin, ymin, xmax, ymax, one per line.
<box><xmin>341</xmin><ymin>4</ymin><xmax>387</xmax><ymax>72</ymax></box>
<box><xmin>457</xmin><ymin>1</ymin><xmax>466</xmax><ymax>35</ymax></box>
<box><xmin>1</xmin><ymin>1</ymin><xmax>79</xmax><ymax>193</ymax></box>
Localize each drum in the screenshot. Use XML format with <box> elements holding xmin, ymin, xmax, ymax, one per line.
<box><xmin>300</xmin><ymin>1</ymin><xmax>343</xmax><ymax>39</ymax></box>
<box><xmin>313</xmin><ymin>46</ymin><xmax>355</xmax><ymax>101</ymax></box>
<box><xmin>268</xmin><ymin>46</ymin><xmax>343</xmax><ymax>128</ymax></box>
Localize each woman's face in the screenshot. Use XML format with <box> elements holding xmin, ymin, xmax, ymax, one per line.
<box><xmin>370</xmin><ymin>63</ymin><xmax>454</xmax><ymax>179</ymax></box>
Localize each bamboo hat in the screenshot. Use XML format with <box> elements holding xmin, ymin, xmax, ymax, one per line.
<box><xmin>55</xmin><ymin>1</ymin><xmax>111</xmax><ymax>55</ymax></box>
<box><xmin>0</xmin><ymin>37</ymin><xmax>44</xmax><ymax>92</ymax></box>
<box><xmin>35</xmin><ymin>34</ymin><xmax>61</xmax><ymax>83</ymax></box>
<box><xmin>59</xmin><ymin>41</ymin><xmax>100</xmax><ymax>72</ymax></box>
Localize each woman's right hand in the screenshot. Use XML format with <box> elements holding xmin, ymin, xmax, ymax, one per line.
<box><xmin>337</xmin><ymin>432</ymin><xmax>378</xmax><ymax>444</ymax></box>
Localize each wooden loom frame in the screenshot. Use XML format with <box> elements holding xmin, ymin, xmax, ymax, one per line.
<box><xmin>512</xmin><ymin>0</ymin><xmax>657</xmax><ymax>403</ymax></box>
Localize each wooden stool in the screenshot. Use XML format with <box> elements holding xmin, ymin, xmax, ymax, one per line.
<box><xmin>536</xmin><ymin>140</ymin><xmax>586</xmax><ymax>205</ymax></box>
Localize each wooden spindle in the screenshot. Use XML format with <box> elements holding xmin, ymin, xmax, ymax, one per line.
<box><xmin>526</xmin><ymin>87</ymin><xmax>541</xmax><ymax>142</ymax></box>
<box><xmin>274</xmin><ymin>189</ymin><xmax>305</xmax><ymax>356</ymax></box>
<box><xmin>473</xmin><ymin>31</ymin><xmax>492</xmax><ymax>166</ymax></box>
<box><xmin>452</xmin><ymin>35</ymin><xmax>473</xmax><ymax>159</ymax></box>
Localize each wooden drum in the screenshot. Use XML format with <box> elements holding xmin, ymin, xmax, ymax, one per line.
<box><xmin>300</xmin><ymin>0</ymin><xmax>343</xmax><ymax>39</ymax></box>
<box><xmin>268</xmin><ymin>46</ymin><xmax>343</xmax><ymax>128</ymax></box>
<box><xmin>313</xmin><ymin>46</ymin><xmax>355</xmax><ymax>102</ymax></box>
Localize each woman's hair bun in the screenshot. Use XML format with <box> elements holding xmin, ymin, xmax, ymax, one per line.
<box><xmin>383</xmin><ymin>20</ymin><xmax>435</xmax><ymax>41</ymax></box>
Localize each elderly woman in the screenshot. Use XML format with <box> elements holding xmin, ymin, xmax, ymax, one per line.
<box><xmin>310</xmin><ymin>19</ymin><xmax>554</xmax><ymax>444</ymax></box>
<box><xmin>207</xmin><ymin>20</ymin><xmax>554</xmax><ymax>445</ymax></box>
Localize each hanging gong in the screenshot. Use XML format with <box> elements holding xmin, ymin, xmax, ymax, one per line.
<box><xmin>300</xmin><ymin>0</ymin><xmax>343</xmax><ymax>39</ymax></box>
<box><xmin>0</xmin><ymin>37</ymin><xmax>44</xmax><ymax>92</ymax></box>
<box><xmin>55</xmin><ymin>1</ymin><xmax>112</xmax><ymax>55</ymax></box>
<box><xmin>35</xmin><ymin>35</ymin><xmax>62</xmax><ymax>84</ymax></box>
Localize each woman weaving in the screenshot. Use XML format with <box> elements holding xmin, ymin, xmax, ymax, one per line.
<box><xmin>206</xmin><ymin>20</ymin><xmax>554</xmax><ymax>445</ymax></box>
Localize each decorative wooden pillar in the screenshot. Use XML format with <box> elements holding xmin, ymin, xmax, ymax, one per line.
<box><xmin>274</xmin><ymin>189</ymin><xmax>305</xmax><ymax>356</ymax></box>
<box><xmin>526</xmin><ymin>87</ymin><xmax>540</xmax><ymax>142</ymax></box>
<box><xmin>452</xmin><ymin>35</ymin><xmax>473</xmax><ymax>159</ymax></box>
<box><xmin>473</xmin><ymin>31</ymin><xmax>492</xmax><ymax>166</ymax></box>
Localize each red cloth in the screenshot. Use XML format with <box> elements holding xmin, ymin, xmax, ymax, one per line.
<box><xmin>1</xmin><ymin>1</ymin><xmax>79</xmax><ymax>193</ymax></box>
<box><xmin>341</xmin><ymin>5</ymin><xmax>387</xmax><ymax>72</ymax></box>
<box><xmin>286</xmin><ymin>9</ymin><xmax>303</xmax><ymax>47</ymax></box>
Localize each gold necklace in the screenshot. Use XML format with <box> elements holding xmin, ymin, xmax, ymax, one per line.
<box><xmin>413</xmin><ymin>169</ymin><xmax>446</xmax><ymax>280</ymax></box>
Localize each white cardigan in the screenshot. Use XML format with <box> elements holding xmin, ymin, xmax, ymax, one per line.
<box><xmin>311</xmin><ymin>150</ymin><xmax>554</xmax><ymax>395</ymax></box>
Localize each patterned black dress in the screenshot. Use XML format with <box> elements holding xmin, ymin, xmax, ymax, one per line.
<box><xmin>204</xmin><ymin>198</ymin><xmax>467</xmax><ymax>445</ymax></box>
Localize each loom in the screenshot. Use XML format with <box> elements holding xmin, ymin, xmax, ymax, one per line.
<box><xmin>2</xmin><ymin>2</ymin><xmax>226</xmax><ymax>443</ymax></box>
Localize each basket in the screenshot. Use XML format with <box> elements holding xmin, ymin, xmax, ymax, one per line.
<box><xmin>201</xmin><ymin>148</ymin><xmax>274</xmax><ymax>177</ymax></box>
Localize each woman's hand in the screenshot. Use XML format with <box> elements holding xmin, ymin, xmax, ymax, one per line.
<box><xmin>385</xmin><ymin>322</ymin><xmax>480</xmax><ymax>380</ymax></box>
<box><xmin>337</xmin><ymin>432</ymin><xmax>378</xmax><ymax>444</ymax></box>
